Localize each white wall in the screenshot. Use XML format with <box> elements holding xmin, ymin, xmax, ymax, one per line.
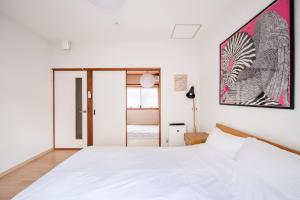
<box><xmin>127</xmin><ymin>110</ymin><xmax>159</xmax><ymax>125</ymax></box>
<box><xmin>0</xmin><ymin>0</ymin><xmax>297</xmax><ymax>175</ymax></box>
<box><xmin>0</xmin><ymin>15</ymin><xmax>52</xmax><ymax>173</ymax></box>
<box><xmin>50</xmin><ymin>41</ymin><xmax>203</xmax><ymax>146</ymax></box>
<box><xmin>197</xmin><ymin>0</ymin><xmax>300</xmax><ymax>151</ymax></box>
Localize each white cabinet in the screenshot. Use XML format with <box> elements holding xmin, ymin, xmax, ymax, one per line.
<box><xmin>168</xmin><ymin>124</ymin><xmax>186</xmax><ymax>146</ymax></box>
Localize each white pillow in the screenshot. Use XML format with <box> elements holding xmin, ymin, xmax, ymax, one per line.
<box><xmin>206</xmin><ymin>127</ymin><xmax>246</xmax><ymax>158</ymax></box>
<box><xmin>235</xmin><ymin>138</ymin><xmax>300</xmax><ymax>199</ymax></box>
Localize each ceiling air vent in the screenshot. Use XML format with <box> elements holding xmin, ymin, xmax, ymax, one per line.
<box><xmin>171</xmin><ymin>24</ymin><xmax>202</xmax><ymax>39</ymax></box>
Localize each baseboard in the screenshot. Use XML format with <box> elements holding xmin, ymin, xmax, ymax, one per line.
<box><xmin>0</xmin><ymin>148</ymin><xmax>54</xmax><ymax>179</ymax></box>
<box><xmin>54</xmin><ymin>148</ymin><xmax>82</xmax><ymax>150</ymax></box>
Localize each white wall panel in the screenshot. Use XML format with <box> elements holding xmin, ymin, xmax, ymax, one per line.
<box><xmin>55</xmin><ymin>71</ymin><xmax>87</xmax><ymax>148</ymax></box>
<box><xmin>0</xmin><ymin>16</ymin><xmax>51</xmax><ymax>174</ymax></box>
<box><xmin>50</xmin><ymin>41</ymin><xmax>202</xmax><ymax>146</ymax></box>
<box><xmin>196</xmin><ymin>0</ymin><xmax>300</xmax><ymax>151</ymax></box>
<box><xmin>93</xmin><ymin>71</ymin><xmax>126</xmax><ymax>146</ymax></box>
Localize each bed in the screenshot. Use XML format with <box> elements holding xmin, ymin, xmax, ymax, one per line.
<box><xmin>13</xmin><ymin>124</ymin><xmax>300</xmax><ymax>200</ymax></box>
<box><xmin>127</xmin><ymin>125</ymin><xmax>159</xmax><ymax>146</ymax></box>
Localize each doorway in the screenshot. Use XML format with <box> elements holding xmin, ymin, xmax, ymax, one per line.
<box><xmin>126</xmin><ymin>69</ymin><xmax>161</xmax><ymax>147</ymax></box>
<box><xmin>53</xmin><ymin>68</ymin><xmax>161</xmax><ymax>149</ymax></box>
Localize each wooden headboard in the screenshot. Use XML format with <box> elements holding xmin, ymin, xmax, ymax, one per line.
<box><xmin>216</xmin><ymin>123</ymin><xmax>300</xmax><ymax>155</ymax></box>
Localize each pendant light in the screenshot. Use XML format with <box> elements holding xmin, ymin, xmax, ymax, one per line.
<box><xmin>140</xmin><ymin>73</ymin><xmax>155</xmax><ymax>88</ymax></box>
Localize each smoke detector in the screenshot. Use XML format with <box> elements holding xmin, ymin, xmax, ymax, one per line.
<box><xmin>61</xmin><ymin>40</ymin><xmax>71</xmax><ymax>51</ymax></box>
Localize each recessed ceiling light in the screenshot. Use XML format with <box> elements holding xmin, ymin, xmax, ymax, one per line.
<box><xmin>171</xmin><ymin>24</ymin><xmax>202</xmax><ymax>39</ymax></box>
<box><xmin>88</xmin><ymin>0</ymin><xmax>125</xmax><ymax>9</ymax></box>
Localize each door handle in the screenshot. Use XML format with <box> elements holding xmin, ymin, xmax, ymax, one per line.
<box><xmin>93</xmin><ymin>109</ymin><xmax>96</xmax><ymax>115</ymax></box>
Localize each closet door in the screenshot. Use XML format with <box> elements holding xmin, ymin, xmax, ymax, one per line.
<box><xmin>93</xmin><ymin>71</ymin><xmax>126</xmax><ymax>146</ymax></box>
<box><xmin>55</xmin><ymin>71</ymin><xmax>87</xmax><ymax>148</ymax></box>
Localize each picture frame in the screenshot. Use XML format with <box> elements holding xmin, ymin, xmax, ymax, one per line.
<box><xmin>219</xmin><ymin>0</ymin><xmax>294</xmax><ymax>109</ymax></box>
<box><xmin>174</xmin><ymin>74</ymin><xmax>188</xmax><ymax>91</ymax></box>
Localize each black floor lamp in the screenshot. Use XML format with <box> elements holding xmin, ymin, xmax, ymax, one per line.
<box><xmin>186</xmin><ymin>86</ymin><xmax>197</xmax><ymax>133</ymax></box>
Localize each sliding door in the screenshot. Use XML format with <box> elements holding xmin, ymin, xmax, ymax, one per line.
<box><xmin>93</xmin><ymin>71</ymin><xmax>126</xmax><ymax>146</ymax></box>
<box><xmin>54</xmin><ymin>71</ymin><xmax>87</xmax><ymax>148</ymax></box>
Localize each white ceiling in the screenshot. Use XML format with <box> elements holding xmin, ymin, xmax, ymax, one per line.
<box><xmin>0</xmin><ymin>0</ymin><xmax>236</xmax><ymax>43</ymax></box>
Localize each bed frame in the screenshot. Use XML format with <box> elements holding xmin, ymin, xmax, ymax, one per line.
<box><xmin>216</xmin><ymin>123</ymin><xmax>300</xmax><ymax>155</ymax></box>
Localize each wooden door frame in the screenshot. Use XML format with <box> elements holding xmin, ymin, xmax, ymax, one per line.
<box><xmin>158</xmin><ymin>69</ymin><xmax>161</xmax><ymax>146</ymax></box>
<box><xmin>86</xmin><ymin>70</ymin><xmax>93</xmax><ymax>146</ymax></box>
<box><xmin>125</xmin><ymin>68</ymin><xmax>161</xmax><ymax>146</ymax></box>
<box><xmin>52</xmin><ymin>67</ymin><xmax>162</xmax><ymax>148</ymax></box>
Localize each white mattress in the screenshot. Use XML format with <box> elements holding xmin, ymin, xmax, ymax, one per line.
<box><xmin>127</xmin><ymin>125</ymin><xmax>159</xmax><ymax>139</ymax></box>
<box><xmin>13</xmin><ymin>145</ymin><xmax>289</xmax><ymax>200</ymax></box>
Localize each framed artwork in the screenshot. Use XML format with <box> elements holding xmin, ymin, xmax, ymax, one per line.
<box><xmin>219</xmin><ymin>0</ymin><xmax>294</xmax><ymax>109</ymax></box>
<box><xmin>174</xmin><ymin>74</ymin><xmax>188</xmax><ymax>91</ymax></box>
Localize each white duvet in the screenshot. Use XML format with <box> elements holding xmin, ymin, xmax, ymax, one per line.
<box><xmin>13</xmin><ymin>145</ymin><xmax>289</xmax><ymax>200</ymax></box>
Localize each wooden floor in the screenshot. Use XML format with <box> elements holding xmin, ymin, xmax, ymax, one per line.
<box><xmin>0</xmin><ymin>150</ymin><xmax>78</xmax><ymax>200</ymax></box>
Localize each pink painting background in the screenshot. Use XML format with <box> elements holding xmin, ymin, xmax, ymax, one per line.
<box><xmin>220</xmin><ymin>0</ymin><xmax>291</xmax><ymax>107</ymax></box>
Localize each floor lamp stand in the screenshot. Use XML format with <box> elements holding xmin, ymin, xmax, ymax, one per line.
<box><xmin>192</xmin><ymin>99</ymin><xmax>197</xmax><ymax>133</ymax></box>
<box><xmin>186</xmin><ymin>86</ymin><xmax>197</xmax><ymax>134</ymax></box>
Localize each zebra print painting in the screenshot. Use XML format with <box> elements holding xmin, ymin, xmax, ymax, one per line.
<box><xmin>219</xmin><ymin>0</ymin><xmax>294</xmax><ymax>109</ymax></box>
<box><xmin>222</xmin><ymin>32</ymin><xmax>256</xmax><ymax>89</ymax></box>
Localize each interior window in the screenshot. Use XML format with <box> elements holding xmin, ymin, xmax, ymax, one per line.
<box><xmin>127</xmin><ymin>88</ymin><xmax>141</xmax><ymax>108</ymax></box>
<box><xmin>127</xmin><ymin>87</ymin><xmax>158</xmax><ymax>108</ymax></box>
<box><xmin>141</xmin><ymin>88</ymin><xmax>158</xmax><ymax>108</ymax></box>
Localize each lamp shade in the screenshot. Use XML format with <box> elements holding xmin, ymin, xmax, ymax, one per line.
<box><xmin>140</xmin><ymin>73</ymin><xmax>155</xmax><ymax>88</ymax></box>
<box><xmin>186</xmin><ymin>86</ymin><xmax>195</xmax><ymax>99</ymax></box>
